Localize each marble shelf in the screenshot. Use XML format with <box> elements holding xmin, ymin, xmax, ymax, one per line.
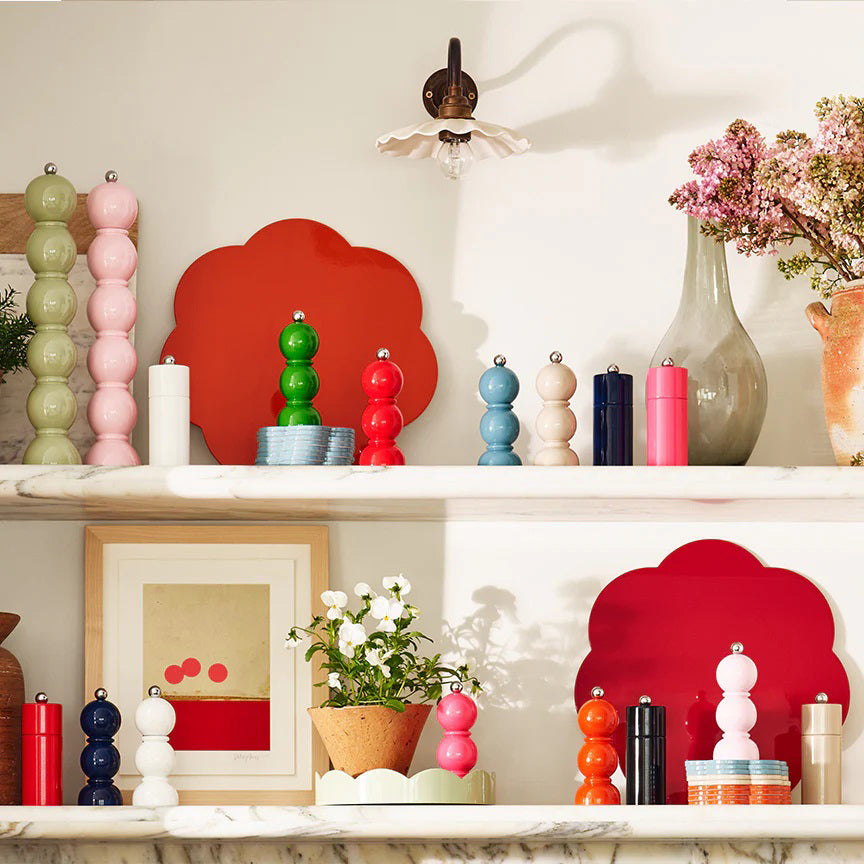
<box><xmin>0</xmin><ymin>464</ymin><xmax>861</xmax><ymax>522</ymax></box>
<box><xmin>0</xmin><ymin>804</ymin><xmax>862</xmax><ymax>843</ymax></box>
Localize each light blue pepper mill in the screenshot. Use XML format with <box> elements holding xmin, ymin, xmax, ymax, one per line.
<box><xmin>479</xmin><ymin>354</ymin><xmax>521</xmax><ymax>465</ymax></box>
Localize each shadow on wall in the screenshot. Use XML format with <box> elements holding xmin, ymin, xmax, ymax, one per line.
<box><xmin>479</xmin><ymin>19</ymin><xmax>752</xmax><ymax>159</ymax></box>
<box><xmin>440</xmin><ymin>580</ymin><xmax>601</xmax><ymax>804</ymax></box>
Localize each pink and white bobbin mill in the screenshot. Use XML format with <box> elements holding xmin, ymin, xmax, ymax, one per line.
<box><xmin>436</xmin><ymin>682</ymin><xmax>478</xmax><ymax>778</ymax></box>
<box><xmin>714</xmin><ymin>641</ymin><xmax>759</xmax><ymax>760</ymax></box>
<box><xmin>84</xmin><ymin>171</ymin><xmax>139</xmax><ymax>465</ymax></box>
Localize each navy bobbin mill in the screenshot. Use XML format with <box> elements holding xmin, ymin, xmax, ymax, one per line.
<box><xmin>78</xmin><ymin>688</ymin><xmax>123</xmax><ymax>805</ymax></box>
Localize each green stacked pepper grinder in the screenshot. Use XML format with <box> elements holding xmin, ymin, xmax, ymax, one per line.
<box><xmin>278</xmin><ymin>310</ymin><xmax>321</xmax><ymax>426</ymax></box>
<box><xmin>23</xmin><ymin>163</ymin><xmax>81</xmax><ymax>464</ymax></box>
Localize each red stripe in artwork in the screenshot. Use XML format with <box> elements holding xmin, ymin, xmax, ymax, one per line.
<box><xmin>167</xmin><ymin>699</ymin><xmax>270</xmax><ymax>751</ymax></box>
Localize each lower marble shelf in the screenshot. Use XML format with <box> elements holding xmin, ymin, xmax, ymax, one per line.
<box><xmin>0</xmin><ymin>804</ymin><xmax>862</xmax><ymax>843</ymax></box>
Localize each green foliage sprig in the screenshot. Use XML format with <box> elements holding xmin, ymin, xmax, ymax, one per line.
<box><xmin>286</xmin><ymin>575</ymin><xmax>481</xmax><ymax>712</ymax></box>
<box><xmin>0</xmin><ymin>286</ymin><xmax>34</xmax><ymax>379</ymax></box>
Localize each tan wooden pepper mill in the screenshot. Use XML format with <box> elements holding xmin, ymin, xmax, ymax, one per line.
<box><xmin>801</xmin><ymin>692</ymin><xmax>842</xmax><ymax>804</ymax></box>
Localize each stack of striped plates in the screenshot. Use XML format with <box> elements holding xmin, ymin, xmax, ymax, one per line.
<box><xmin>255</xmin><ymin>426</ymin><xmax>355</xmax><ymax>466</ymax></box>
<box><xmin>685</xmin><ymin>759</ymin><xmax>791</xmax><ymax>805</ymax></box>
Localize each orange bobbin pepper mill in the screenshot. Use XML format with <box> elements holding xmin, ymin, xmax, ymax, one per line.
<box><xmin>575</xmin><ymin>685</ymin><xmax>621</xmax><ymax>805</ymax></box>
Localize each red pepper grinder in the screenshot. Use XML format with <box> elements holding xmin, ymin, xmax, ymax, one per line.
<box><xmin>22</xmin><ymin>692</ymin><xmax>62</xmax><ymax>805</ymax></box>
<box><xmin>359</xmin><ymin>348</ymin><xmax>405</xmax><ymax>465</ymax></box>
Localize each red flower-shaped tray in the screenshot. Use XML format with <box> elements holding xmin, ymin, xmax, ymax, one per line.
<box><xmin>575</xmin><ymin>539</ymin><xmax>849</xmax><ymax>804</ymax></box>
<box><xmin>161</xmin><ymin>219</ymin><xmax>438</xmax><ymax>465</ymax></box>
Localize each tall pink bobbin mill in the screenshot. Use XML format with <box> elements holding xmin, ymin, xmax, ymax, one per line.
<box><xmin>359</xmin><ymin>347</ymin><xmax>405</xmax><ymax>465</ymax></box>
<box><xmin>84</xmin><ymin>171</ymin><xmax>139</xmax><ymax>465</ymax></box>
<box><xmin>436</xmin><ymin>682</ymin><xmax>478</xmax><ymax>777</ymax></box>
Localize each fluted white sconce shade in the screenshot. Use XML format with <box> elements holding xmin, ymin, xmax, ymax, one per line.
<box><xmin>376</xmin><ymin>37</ymin><xmax>531</xmax><ymax>180</ymax></box>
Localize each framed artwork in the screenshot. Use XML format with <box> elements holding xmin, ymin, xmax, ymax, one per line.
<box><xmin>0</xmin><ymin>193</ymin><xmax>139</xmax><ymax>463</ymax></box>
<box><xmin>84</xmin><ymin>525</ymin><xmax>328</xmax><ymax>803</ymax></box>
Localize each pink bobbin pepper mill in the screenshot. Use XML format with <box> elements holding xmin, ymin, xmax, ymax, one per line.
<box><xmin>646</xmin><ymin>357</ymin><xmax>687</xmax><ymax>466</ymax></box>
<box><xmin>359</xmin><ymin>347</ymin><xmax>405</xmax><ymax>466</ymax></box>
<box><xmin>84</xmin><ymin>170</ymin><xmax>140</xmax><ymax>465</ymax></box>
<box><xmin>436</xmin><ymin>682</ymin><xmax>478</xmax><ymax>778</ymax></box>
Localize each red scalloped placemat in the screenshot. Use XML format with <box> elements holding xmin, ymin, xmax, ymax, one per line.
<box><xmin>575</xmin><ymin>539</ymin><xmax>850</xmax><ymax>804</ymax></box>
<box><xmin>161</xmin><ymin>219</ymin><xmax>438</xmax><ymax>464</ymax></box>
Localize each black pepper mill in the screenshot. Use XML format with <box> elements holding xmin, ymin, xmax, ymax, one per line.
<box><xmin>626</xmin><ymin>695</ymin><xmax>666</xmax><ymax>804</ymax></box>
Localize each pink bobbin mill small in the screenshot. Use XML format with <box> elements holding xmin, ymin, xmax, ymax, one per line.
<box><xmin>436</xmin><ymin>682</ymin><xmax>478</xmax><ymax>778</ymax></box>
<box><xmin>84</xmin><ymin>170</ymin><xmax>140</xmax><ymax>465</ymax></box>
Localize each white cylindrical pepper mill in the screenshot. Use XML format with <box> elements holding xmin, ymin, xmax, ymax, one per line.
<box><xmin>801</xmin><ymin>692</ymin><xmax>842</xmax><ymax>804</ymax></box>
<box><xmin>149</xmin><ymin>356</ymin><xmax>190</xmax><ymax>466</ymax></box>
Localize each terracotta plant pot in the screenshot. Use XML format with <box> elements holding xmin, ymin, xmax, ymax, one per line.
<box><xmin>309</xmin><ymin>704</ymin><xmax>432</xmax><ymax>777</ymax></box>
<box><xmin>807</xmin><ymin>281</ymin><xmax>864</xmax><ymax>465</ymax></box>
<box><xmin>0</xmin><ymin>613</ymin><xmax>24</xmax><ymax>805</ymax></box>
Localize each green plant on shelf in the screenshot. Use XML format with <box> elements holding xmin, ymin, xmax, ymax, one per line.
<box><xmin>286</xmin><ymin>574</ymin><xmax>481</xmax><ymax>711</ymax></box>
<box><xmin>0</xmin><ymin>286</ymin><xmax>34</xmax><ymax>382</ymax></box>
<box><xmin>851</xmin><ymin>452</ymin><xmax>864</xmax><ymax>466</ymax></box>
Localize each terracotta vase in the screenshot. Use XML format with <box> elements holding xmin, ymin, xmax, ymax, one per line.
<box><xmin>0</xmin><ymin>613</ymin><xmax>24</xmax><ymax>804</ymax></box>
<box><xmin>309</xmin><ymin>704</ymin><xmax>432</xmax><ymax>777</ymax></box>
<box><xmin>807</xmin><ymin>281</ymin><xmax>864</xmax><ymax>465</ymax></box>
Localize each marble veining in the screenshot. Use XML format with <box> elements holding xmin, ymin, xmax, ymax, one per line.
<box><xmin>0</xmin><ymin>464</ymin><xmax>861</xmax><ymax>521</ymax></box>
<box><xmin>0</xmin><ymin>255</ymin><xmax>136</xmax><ymax>465</ymax></box>
<box><xmin>0</xmin><ymin>806</ymin><xmax>858</xmax><ymax>862</ymax></box>
<box><xmin>0</xmin><ymin>840</ymin><xmax>859</xmax><ymax>864</ymax></box>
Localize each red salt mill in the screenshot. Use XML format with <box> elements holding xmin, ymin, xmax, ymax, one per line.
<box><xmin>22</xmin><ymin>692</ymin><xmax>62</xmax><ymax>805</ymax></box>
<box><xmin>359</xmin><ymin>348</ymin><xmax>405</xmax><ymax>465</ymax></box>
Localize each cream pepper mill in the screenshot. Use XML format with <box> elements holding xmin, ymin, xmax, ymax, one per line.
<box><xmin>801</xmin><ymin>692</ymin><xmax>842</xmax><ymax>804</ymax></box>
<box><xmin>534</xmin><ymin>351</ymin><xmax>579</xmax><ymax>465</ymax></box>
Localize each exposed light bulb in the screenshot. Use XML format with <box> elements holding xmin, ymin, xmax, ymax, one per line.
<box><xmin>436</xmin><ymin>139</ymin><xmax>474</xmax><ymax>180</ymax></box>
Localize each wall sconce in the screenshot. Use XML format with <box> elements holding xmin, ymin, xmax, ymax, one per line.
<box><xmin>376</xmin><ymin>37</ymin><xmax>531</xmax><ymax>180</ymax></box>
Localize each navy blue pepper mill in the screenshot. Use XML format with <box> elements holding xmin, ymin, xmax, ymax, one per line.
<box><xmin>78</xmin><ymin>688</ymin><xmax>123</xmax><ymax>805</ymax></box>
<box><xmin>593</xmin><ymin>364</ymin><xmax>633</xmax><ymax>465</ymax></box>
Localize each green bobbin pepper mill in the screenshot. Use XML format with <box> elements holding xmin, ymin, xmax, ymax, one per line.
<box><xmin>278</xmin><ymin>310</ymin><xmax>321</xmax><ymax>426</ymax></box>
<box><xmin>23</xmin><ymin>163</ymin><xmax>81</xmax><ymax>465</ymax></box>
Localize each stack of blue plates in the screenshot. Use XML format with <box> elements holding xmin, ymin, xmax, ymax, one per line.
<box><xmin>256</xmin><ymin>426</ymin><xmax>355</xmax><ymax>466</ymax></box>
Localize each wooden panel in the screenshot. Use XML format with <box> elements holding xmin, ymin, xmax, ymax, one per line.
<box><xmin>0</xmin><ymin>193</ymin><xmax>139</xmax><ymax>255</ymax></box>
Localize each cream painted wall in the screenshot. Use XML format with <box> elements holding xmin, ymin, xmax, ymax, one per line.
<box><xmin>0</xmin><ymin>0</ymin><xmax>851</xmax><ymax>465</ymax></box>
<box><xmin>0</xmin><ymin>0</ymin><xmax>863</xmax><ymax>806</ymax></box>
<box><xmin>4</xmin><ymin>520</ymin><xmax>864</xmax><ymax>804</ymax></box>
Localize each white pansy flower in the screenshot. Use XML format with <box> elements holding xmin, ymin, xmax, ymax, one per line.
<box><xmin>354</xmin><ymin>582</ymin><xmax>376</xmax><ymax>599</ymax></box>
<box><xmin>382</xmin><ymin>574</ymin><xmax>411</xmax><ymax>596</ymax></box>
<box><xmin>328</xmin><ymin>672</ymin><xmax>342</xmax><ymax>691</ymax></box>
<box><xmin>370</xmin><ymin>596</ymin><xmax>404</xmax><ymax>633</ymax></box>
<box><xmin>338</xmin><ymin>621</ymin><xmax>368</xmax><ymax>657</ymax></box>
<box><xmin>365</xmin><ymin>648</ymin><xmax>392</xmax><ymax>678</ymax></box>
<box><xmin>321</xmin><ymin>590</ymin><xmax>348</xmax><ymax>620</ymax></box>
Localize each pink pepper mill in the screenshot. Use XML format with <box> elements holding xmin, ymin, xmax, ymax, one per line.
<box><xmin>436</xmin><ymin>682</ymin><xmax>478</xmax><ymax>778</ymax></box>
<box><xmin>84</xmin><ymin>171</ymin><xmax>140</xmax><ymax>465</ymax></box>
<box><xmin>646</xmin><ymin>357</ymin><xmax>687</xmax><ymax>466</ymax></box>
<box><xmin>359</xmin><ymin>347</ymin><xmax>405</xmax><ymax>465</ymax></box>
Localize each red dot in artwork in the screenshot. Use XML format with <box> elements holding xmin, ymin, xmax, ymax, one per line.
<box><xmin>164</xmin><ymin>665</ymin><xmax>184</xmax><ymax>685</ymax></box>
<box><xmin>182</xmin><ymin>657</ymin><xmax>201</xmax><ymax>677</ymax></box>
<box><xmin>208</xmin><ymin>663</ymin><xmax>228</xmax><ymax>683</ymax></box>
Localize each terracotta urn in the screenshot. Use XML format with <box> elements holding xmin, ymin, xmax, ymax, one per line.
<box><xmin>309</xmin><ymin>704</ymin><xmax>432</xmax><ymax>777</ymax></box>
<box><xmin>0</xmin><ymin>613</ymin><xmax>24</xmax><ymax>804</ymax></box>
<box><xmin>807</xmin><ymin>281</ymin><xmax>864</xmax><ymax>465</ymax></box>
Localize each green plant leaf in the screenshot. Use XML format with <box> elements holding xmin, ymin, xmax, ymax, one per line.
<box><xmin>385</xmin><ymin>698</ymin><xmax>406</xmax><ymax>712</ymax></box>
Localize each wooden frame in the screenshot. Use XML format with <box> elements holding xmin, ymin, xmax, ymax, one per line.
<box><xmin>84</xmin><ymin>525</ymin><xmax>328</xmax><ymax>804</ymax></box>
<box><xmin>0</xmin><ymin>193</ymin><xmax>139</xmax><ymax>254</ymax></box>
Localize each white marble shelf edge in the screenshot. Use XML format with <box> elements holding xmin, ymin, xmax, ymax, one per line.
<box><xmin>0</xmin><ymin>805</ymin><xmax>862</xmax><ymax>843</ymax></box>
<box><xmin>0</xmin><ymin>464</ymin><xmax>862</xmax><ymax>522</ymax></box>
